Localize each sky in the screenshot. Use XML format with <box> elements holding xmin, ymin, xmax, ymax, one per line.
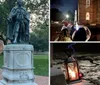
<box><xmin>51</xmin><ymin>0</ymin><xmax>78</xmax><ymax>14</ymax></box>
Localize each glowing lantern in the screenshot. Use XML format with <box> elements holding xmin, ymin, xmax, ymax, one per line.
<box><xmin>64</xmin><ymin>56</ymin><xmax>81</xmax><ymax>84</ymax></box>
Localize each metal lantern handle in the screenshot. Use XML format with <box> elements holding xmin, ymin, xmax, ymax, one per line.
<box><xmin>67</xmin><ymin>43</ymin><xmax>76</xmax><ymax>54</ymax></box>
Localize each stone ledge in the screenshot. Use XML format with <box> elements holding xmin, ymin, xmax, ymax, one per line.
<box><xmin>4</xmin><ymin>44</ymin><xmax>33</xmax><ymax>51</ymax></box>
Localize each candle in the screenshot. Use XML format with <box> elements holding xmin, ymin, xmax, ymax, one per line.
<box><xmin>68</xmin><ymin>67</ymin><xmax>76</xmax><ymax>80</ymax></box>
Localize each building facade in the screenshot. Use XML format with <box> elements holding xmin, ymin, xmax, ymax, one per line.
<box><xmin>78</xmin><ymin>0</ymin><xmax>100</xmax><ymax>25</ymax></box>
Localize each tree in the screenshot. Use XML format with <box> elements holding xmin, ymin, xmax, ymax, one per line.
<box><xmin>30</xmin><ymin>22</ymin><xmax>48</xmax><ymax>52</ymax></box>
<box><xmin>26</xmin><ymin>0</ymin><xmax>49</xmax><ymax>51</ymax></box>
<box><xmin>51</xmin><ymin>8</ymin><xmax>65</xmax><ymax>21</ymax></box>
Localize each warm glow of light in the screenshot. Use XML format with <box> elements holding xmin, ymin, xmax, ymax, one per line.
<box><xmin>54</xmin><ymin>21</ymin><xmax>59</xmax><ymax>24</ymax></box>
<box><xmin>66</xmin><ymin>14</ymin><xmax>69</xmax><ymax>19</ymax></box>
<box><xmin>68</xmin><ymin>67</ymin><xmax>76</xmax><ymax>80</ymax></box>
<box><xmin>86</xmin><ymin>12</ymin><xmax>90</xmax><ymax>20</ymax></box>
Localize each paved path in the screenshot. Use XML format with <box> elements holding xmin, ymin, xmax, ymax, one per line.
<box><xmin>35</xmin><ymin>76</ymin><xmax>49</xmax><ymax>85</ymax></box>
<box><xmin>0</xmin><ymin>69</ymin><xmax>49</xmax><ymax>85</ymax></box>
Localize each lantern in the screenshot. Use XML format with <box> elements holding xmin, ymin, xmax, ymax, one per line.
<box><xmin>63</xmin><ymin>56</ymin><xmax>81</xmax><ymax>84</ymax></box>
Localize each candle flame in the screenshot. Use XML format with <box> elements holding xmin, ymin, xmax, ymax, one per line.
<box><xmin>68</xmin><ymin>67</ymin><xmax>76</xmax><ymax>80</ymax></box>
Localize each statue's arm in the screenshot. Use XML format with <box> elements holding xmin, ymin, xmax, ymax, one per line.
<box><xmin>22</xmin><ymin>7</ymin><xmax>30</xmax><ymax>22</ymax></box>
<box><xmin>8</xmin><ymin>7</ymin><xmax>17</xmax><ymax>21</ymax></box>
<box><xmin>24</xmin><ymin>12</ymin><xmax>30</xmax><ymax>23</ymax></box>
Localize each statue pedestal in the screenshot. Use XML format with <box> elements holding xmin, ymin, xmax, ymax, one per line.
<box><xmin>0</xmin><ymin>44</ymin><xmax>37</xmax><ymax>85</ymax></box>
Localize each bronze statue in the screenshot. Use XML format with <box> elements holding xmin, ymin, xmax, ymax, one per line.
<box><xmin>7</xmin><ymin>0</ymin><xmax>30</xmax><ymax>44</ymax></box>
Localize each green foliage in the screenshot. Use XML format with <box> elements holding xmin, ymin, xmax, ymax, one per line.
<box><xmin>30</xmin><ymin>22</ymin><xmax>49</xmax><ymax>52</ymax></box>
<box><xmin>34</xmin><ymin>54</ymin><xmax>48</xmax><ymax>76</ymax></box>
<box><xmin>0</xmin><ymin>0</ymin><xmax>16</xmax><ymax>34</ymax></box>
<box><xmin>0</xmin><ymin>54</ymin><xmax>3</xmax><ymax>68</ymax></box>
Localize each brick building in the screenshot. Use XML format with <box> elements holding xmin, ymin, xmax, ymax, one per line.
<box><xmin>78</xmin><ymin>0</ymin><xmax>100</xmax><ymax>25</ymax></box>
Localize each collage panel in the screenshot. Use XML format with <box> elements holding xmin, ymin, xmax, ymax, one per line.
<box><xmin>50</xmin><ymin>0</ymin><xmax>100</xmax><ymax>84</ymax></box>
<box><xmin>50</xmin><ymin>43</ymin><xmax>100</xmax><ymax>85</ymax></box>
<box><xmin>0</xmin><ymin>0</ymin><xmax>49</xmax><ymax>85</ymax></box>
<box><xmin>50</xmin><ymin>0</ymin><xmax>100</xmax><ymax>42</ymax></box>
<box><xmin>0</xmin><ymin>0</ymin><xmax>100</xmax><ymax>85</ymax></box>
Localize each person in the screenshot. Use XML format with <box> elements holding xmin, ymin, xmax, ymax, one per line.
<box><xmin>55</xmin><ymin>22</ymin><xmax>72</xmax><ymax>41</ymax></box>
<box><xmin>72</xmin><ymin>27</ymin><xmax>86</xmax><ymax>41</ymax></box>
<box><xmin>72</xmin><ymin>25</ymin><xmax>91</xmax><ymax>41</ymax></box>
<box><xmin>7</xmin><ymin>0</ymin><xmax>30</xmax><ymax>44</ymax></box>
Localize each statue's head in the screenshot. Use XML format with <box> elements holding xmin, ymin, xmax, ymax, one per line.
<box><xmin>17</xmin><ymin>0</ymin><xmax>23</xmax><ymax>7</ymax></box>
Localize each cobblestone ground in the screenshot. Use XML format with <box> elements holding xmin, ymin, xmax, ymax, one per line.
<box><xmin>51</xmin><ymin>54</ymin><xmax>100</xmax><ymax>85</ymax></box>
<box><xmin>0</xmin><ymin>69</ymin><xmax>49</xmax><ymax>85</ymax></box>
<box><xmin>78</xmin><ymin>55</ymin><xmax>100</xmax><ymax>85</ymax></box>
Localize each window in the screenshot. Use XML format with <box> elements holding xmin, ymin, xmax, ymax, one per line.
<box><xmin>86</xmin><ymin>12</ymin><xmax>90</xmax><ymax>20</ymax></box>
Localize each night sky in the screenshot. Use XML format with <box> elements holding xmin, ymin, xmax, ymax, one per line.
<box><xmin>51</xmin><ymin>0</ymin><xmax>78</xmax><ymax>14</ymax></box>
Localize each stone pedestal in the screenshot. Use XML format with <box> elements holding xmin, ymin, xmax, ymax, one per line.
<box><xmin>0</xmin><ymin>44</ymin><xmax>37</xmax><ymax>85</ymax></box>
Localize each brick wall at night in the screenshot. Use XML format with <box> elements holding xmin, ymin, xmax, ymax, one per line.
<box><xmin>97</xmin><ymin>0</ymin><xmax>100</xmax><ymax>23</ymax></box>
<box><xmin>78</xmin><ymin>0</ymin><xmax>100</xmax><ymax>25</ymax></box>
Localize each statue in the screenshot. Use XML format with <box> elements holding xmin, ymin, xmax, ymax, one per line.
<box><xmin>7</xmin><ymin>0</ymin><xmax>30</xmax><ymax>44</ymax></box>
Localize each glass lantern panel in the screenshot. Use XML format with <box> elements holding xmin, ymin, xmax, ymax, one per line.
<box><xmin>68</xmin><ymin>62</ymin><xmax>79</xmax><ymax>81</ymax></box>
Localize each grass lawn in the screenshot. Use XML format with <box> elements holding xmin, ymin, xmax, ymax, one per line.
<box><xmin>0</xmin><ymin>54</ymin><xmax>49</xmax><ymax>76</ymax></box>
<box><xmin>0</xmin><ymin>54</ymin><xmax>3</xmax><ymax>68</ymax></box>
<box><xmin>34</xmin><ymin>54</ymin><xmax>49</xmax><ymax>76</ymax></box>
